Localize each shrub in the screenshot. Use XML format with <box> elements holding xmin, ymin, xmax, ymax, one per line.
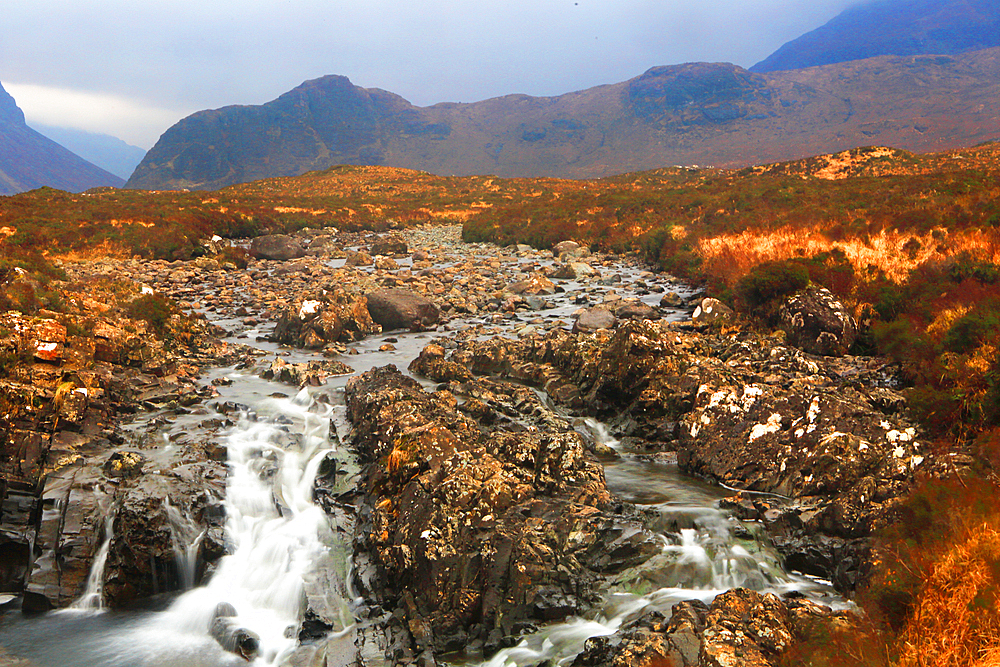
<box><xmin>734</xmin><ymin>259</ymin><xmax>810</xmax><ymax>321</ymax></box>
<box><xmin>125</xmin><ymin>293</ymin><xmax>176</xmax><ymax>333</ymax></box>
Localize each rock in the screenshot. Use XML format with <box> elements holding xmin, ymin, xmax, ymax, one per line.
<box><xmin>249</xmin><ymin>234</ymin><xmax>306</xmax><ymax>261</ymax></box>
<box><xmin>506</xmin><ymin>273</ymin><xmax>556</xmax><ymax>296</ymax></box>
<box><xmin>345</xmin><ymin>249</ymin><xmax>373</xmax><ymax>266</ymax></box>
<box><xmin>659</xmin><ymin>292</ymin><xmax>683</xmax><ymax>308</ymax></box>
<box><xmin>692</xmin><ymin>298</ymin><xmax>733</xmax><ymax>324</ymax></box>
<box><xmin>612</xmin><ymin>300</ymin><xmax>659</xmax><ymax>322</ymax></box>
<box><xmin>273</xmin><ymin>293</ymin><xmax>382</xmax><ymax>347</ymax></box>
<box><xmin>780</xmin><ymin>287</ymin><xmax>857</xmax><ymax>356</ymax></box>
<box><xmin>374</xmin><ymin>255</ymin><xmax>399</xmax><ymax>270</ymax></box>
<box><xmin>552</xmin><ymin>262</ymin><xmax>598</xmax><ymax>280</ymax></box>
<box><xmin>573</xmin><ymin>307</ymin><xmax>616</xmax><ymax>333</ymax></box>
<box><xmin>371</xmin><ymin>235</ymin><xmax>408</xmax><ymax>256</ymax></box>
<box><xmin>345</xmin><ymin>366</ymin><xmax>659</xmax><ymax>656</ymax></box>
<box><xmin>366</xmin><ymin>289</ymin><xmax>440</xmax><ymax>331</ymax></box>
<box><xmin>103</xmin><ymin>451</ymin><xmax>146</xmax><ymax>478</ymax></box>
<box><xmin>210</xmin><ymin>602</ymin><xmax>261</xmax><ymax>662</ymax></box>
<box><xmin>553</xmin><ymin>240</ymin><xmax>580</xmax><ymax>254</ymax></box>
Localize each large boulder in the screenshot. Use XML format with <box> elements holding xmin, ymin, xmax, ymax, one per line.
<box><xmin>573</xmin><ymin>307</ymin><xmax>617</xmax><ymax>333</ymax></box>
<box><xmin>365</xmin><ymin>289</ymin><xmax>439</xmax><ymax>331</ymax></box>
<box><xmin>780</xmin><ymin>287</ymin><xmax>857</xmax><ymax>356</ymax></box>
<box><xmin>272</xmin><ymin>293</ymin><xmax>381</xmax><ymax>348</ymax></box>
<box><xmin>249</xmin><ymin>234</ymin><xmax>306</xmax><ymax>261</ymax></box>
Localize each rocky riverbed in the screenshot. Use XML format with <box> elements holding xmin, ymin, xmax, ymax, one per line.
<box><xmin>0</xmin><ymin>223</ymin><xmax>927</xmax><ymax>666</ymax></box>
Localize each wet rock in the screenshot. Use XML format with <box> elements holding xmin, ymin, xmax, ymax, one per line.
<box><xmin>273</xmin><ymin>293</ymin><xmax>381</xmax><ymax>348</ymax></box>
<box><xmin>374</xmin><ymin>255</ymin><xmax>399</xmax><ymax>270</ymax></box>
<box><xmin>574</xmin><ymin>592</ymin><xmax>849</xmax><ymax>667</ymax></box>
<box><xmin>660</xmin><ymin>292</ymin><xmax>683</xmax><ymax>308</ymax></box>
<box><xmin>345</xmin><ymin>365</ymin><xmax>659</xmax><ymax>657</ymax></box>
<box><xmin>261</xmin><ymin>357</ymin><xmax>354</xmax><ymax>386</ymax></box>
<box><xmin>692</xmin><ymin>298</ymin><xmax>733</xmax><ymax>325</ymax></box>
<box><xmin>366</xmin><ymin>289</ymin><xmax>440</xmax><ymax>331</ymax></box>
<box><xmin>780</xmin><ymin>287</ymin><xmax>857</xmax><ymax>357</ymax></box>
<box><xmin>573</xmin><ymin>307</ymin><xmax>616</xmax><ymax>333</ymax></box>
<box><xmin>104</xmin><ymin>463</ymin><xmax>226</xmax><ymax>607</ymax></box>
<box><xmin>103</xmin><ymin>451</ymin><xmax>146</xmax><ymax>478</ymax></box>
<box><xmin>249</xmin><ymin>234</ymin><xmax>306</xmax><ymax>261</ymax></box>
<box><xmin>210</xmin><ymin>602</ymin><xmax>261</xmax><ymax>662</ymax></box>
<box><xmin>612</xmin><ymin>300</ymin><xmax>659</xmax><ymax>322</ymax></box>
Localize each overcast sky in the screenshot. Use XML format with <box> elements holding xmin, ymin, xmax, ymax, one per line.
<box><xmin>2</xmin><ymin>0</ymin><xmax>858</xmax><ymax>149</ymax></box>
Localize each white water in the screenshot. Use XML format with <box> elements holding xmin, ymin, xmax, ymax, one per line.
<box><xmin>154</xmin><ymin>386</ymin><xmax>339</xmax><ymax>665</ymax></box>
<box><xmin>70</xmin><ymin>509</ymin><xmax>116</xmax><ymax>611</ymax></box>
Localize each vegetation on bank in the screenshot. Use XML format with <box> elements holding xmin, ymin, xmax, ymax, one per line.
<box><xmin>3</xmin><ymin>143</ymin><xmax>1000</xmax><ymax>663</ymax></box>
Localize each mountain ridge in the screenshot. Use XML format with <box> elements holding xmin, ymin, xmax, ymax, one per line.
<box><xmin>127</xmin><ymin>49</ymin><xmax>1000</xmax><ymax>190</ymax></box>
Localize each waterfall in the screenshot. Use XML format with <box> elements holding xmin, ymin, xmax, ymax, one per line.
<box><xmin>163</xmin><ymin>499</ymin><xmax>206</xmax><ymax>591</ymax></box>
<box><xmin>70</xmin><ymin>509</ymin><xmax>115</xmax><ymax>611</ymax></box>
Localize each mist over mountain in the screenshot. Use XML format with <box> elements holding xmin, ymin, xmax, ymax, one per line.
<box><xmin>0</xmin><ymin>82</ymin><xmax>124</xmax><ymax>195</ymax></box>
<box><xmin>751</xmin><ymin>0</ymin><xmax>1000</xmax><ymax>73</ymax></box>
<box><xmin>31</xmin><ymin>124</ymin><xmax>146</xmax><ymax>181</ymax></box>
<box><xmin>127</xmin><ymin>48</ymin><xmax>1000</xmax><ymax>191</ymax></box>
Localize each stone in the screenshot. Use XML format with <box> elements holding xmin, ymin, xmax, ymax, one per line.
<box><xmin>692</xmin><ymin>297</ymin><xmax>733</xmax><ymax>324</ymax></box>
<box><xmin>249</xmin><ymin>234</ymin><xmax>306</xmax><ymax>261</ymax></box>
<box><xmin>552</xmin><ymin>262</ymin><xmax>598</xmax><ymax>280</ymax></box>
<box><xmin>366</xmin><ymin>289</ymin><xmax>440</xmax><ymax>331</ymax></box>
<box><xmin>506</xmin><ymin>274</ymin><xmax>556</xmax><ymax>296</ymax></box>
<box><xmin>780</xmin><ymin>286</ymin><xmax>857</xmax><ymax>357</ymax></box>
<box><xmin>345</xmin><ymin>249</ymin><xmax>373</xmax><ymax>266</ymax></box>
<box><xmin>660</xmin><ymin>292</ymin><xmax>683</xmax><ymax>307</ymax></box>
<box><xmin>371</xmin><ymin>235</ymin><xmax>408</xmax><ymax>256</ymax></box>
<box><xmin>573</xmin><ymin>307</ymin><xmax>616</xmax><ymax>333</ymax></box>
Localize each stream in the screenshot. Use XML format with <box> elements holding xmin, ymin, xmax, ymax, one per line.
<box><xmin>0</xmin><ymin>243</ymin><xmax>844</xmax><ymax>666</ymax></box>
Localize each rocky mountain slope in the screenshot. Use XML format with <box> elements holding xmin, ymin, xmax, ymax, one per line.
<box><xmin>127</xmin><ymin>49</ymin><xmax>1000</xmax><ymax>190</ymax></box>
<box><xmin>0</xmin><ymin>82</ymin><xmax>124</xmax><ymax>194</ymax></box>
<box><xmin>752</xmin><ymin>0</ymin><xmax>1000</xmax><ymax>73</ymax></box>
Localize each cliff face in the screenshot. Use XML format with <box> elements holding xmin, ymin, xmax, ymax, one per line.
<box><xmin>0</xmin><ymin>82</ymin><xmax>124</xmax><ymax>195</ymax></box>
<box><xmin>751</xmin><ymin>0</ymin><xmax>1000</xmax><ymax>73</ymax></box>
<box><xmin>128</xmin><ymin>49</ymin><xmax>1000</xmax><ymax>191</ymax></box>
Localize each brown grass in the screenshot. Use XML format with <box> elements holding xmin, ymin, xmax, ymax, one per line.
<box><xmin>897</xmin><ymin>524</ymin><xmax>1000</xmax><ymax>666</ymax></box>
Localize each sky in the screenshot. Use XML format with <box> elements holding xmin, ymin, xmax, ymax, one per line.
<box><xmin>2</xmin><ymin>0</ymin><xmax>859</xmax><ymax>150</ymax></box>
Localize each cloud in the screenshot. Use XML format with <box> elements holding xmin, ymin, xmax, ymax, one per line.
<box><xmin>3</xmin><ymin>83</ymin><xmax>193</xmax><ymax>149</ymax></box>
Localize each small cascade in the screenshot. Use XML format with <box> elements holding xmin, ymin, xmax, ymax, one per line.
<box><xmin>163</xmin><ymin>499</ymin><xmax>206</xmax><ymax>590</ymax></box>
<box><xmin>583</xmin><ymin>417</ymin><xmax>620</xmax><ymax>451</ymax></box>
<box><xmin>155</xmin><ymin>386</ymin><xmax>343</xmax><ymax>665</ymax></box>
<box><xmin>70</xmin><ymin>509</ymin><xmax>115</xmax><ymax>611</ymax></box>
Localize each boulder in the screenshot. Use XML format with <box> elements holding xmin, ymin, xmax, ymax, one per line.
<box><xmin>573</xmin><ymin>307</ymin><xmax>616</xmax><ymax>333</ymax></box>
<box><xmin>370</xmin><ymin>235</ymin><xmax>408</xmax><ymax>256</ymax></box>
<box><xmin>659</xmin><ymin>292</ymin><xmax>683</xmax><ymax>308</ymax></box>
<box><xmin>365</xmin><ymin>289</ymin><xmax>440</xmax><ymax>331</ymax></box>
<box><xmin>272</xmin><ymin>293</ymin><xmax>381</xmax><ymax>347</ymax></box>
<box><xmin>780</xmin><ymin>287</ymin><xmax>857</xmax><ymax>356</ymax></box>
<box><xmin>552</xmin><ymin>262</ymin><xmax>598</xmax><ymax>280</ymax></box>
<box><xmin>506</xmin><ymin>273</ymin><xmax>556</xmax><ymax>296</ymax></box>
<box><xmin>692</xmin><ymin>298</ymin><xmax>733</xmax><ymax>324</ymax></box>
<box><xmin>345</xmin><ymin>249</ymin><xmax>373</xmax><ymax>266</ymax></box>
<box><xmin>612</xmin><ymin>300</ymin><xmax>659</xmax><ymax>321</ymax></box>
<box><xmin>249</xmin><ymin>234</ymin><xmax>306</xmax><ymax>261</ymax></box>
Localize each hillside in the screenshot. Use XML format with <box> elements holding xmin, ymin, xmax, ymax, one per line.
<box><xmin>127</xmin><ymin>50</ymin><xmax>1000</xmax><ymax>190</ymax></box>
<box><xmin>32</xmin><ymin>124</ymin><xmax>146</xmax><ymax>180</ymax></box>
<box><xmin>752</xmin><ymin>0</ymin><xmax>1000</xmax><ymax>73</ymax></box>
<box><xmin>0</xmin><ymin>82</ymin><xmax>124</xmax><ymax>195</ymax></box>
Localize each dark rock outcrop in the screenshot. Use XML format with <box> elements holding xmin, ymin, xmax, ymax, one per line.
<box><xmin>573</xmin><ymin>590</ymin><xmax>850</xmax><ymax>667</ymax></box>
<box><xmin>365</xmin><ymin>289</ymin><xmax>440</xmax><ymax>331</ymax></box>
<box><xmin>405</xmin><ymin>321</ymin><xmax>920</xmax><ymax>589</ymax></box>
<box><xmin>779</xmin><ymin>286</ymin><xmax>857</xmax><ymax>356</ymax></box>
<box><xmin>345</xmin><ymin>365</ymin><xmax>660</xmax><ymax>657</ymax></box>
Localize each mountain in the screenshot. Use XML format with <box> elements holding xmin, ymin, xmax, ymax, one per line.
<box><xmin>752</xmin><ymin>0</ymin><xmax>1000</xmax><ymax>73</ymax></box>
<box><xmin>0</xmin><ymin>82</ymin><xmax>124</xmax><ymax>194</ymax></box>
<box><xmin>31</xmin><ymin>124</ymin><xmax>146</xmax><ymax>181</ymax></box>
<box><xmin>127</xmin><ymin>50</ymin><xmax>1000</xmax><ymax>191</ymax></box>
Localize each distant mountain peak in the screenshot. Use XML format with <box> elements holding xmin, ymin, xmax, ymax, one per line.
<box><xmin>752</xmin><ymin>0</ymin><xmax>1000</xmax><ymax>72</ymax></box>
<box><xmin>0</xmin><ymin>80</ymin><xmax>124</xmax><ymax>194</ymax></box>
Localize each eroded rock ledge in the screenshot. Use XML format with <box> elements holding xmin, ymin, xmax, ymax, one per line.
<box><xmin>345</xmin><ymin>365</ymin><xmax>662</xmax><ymax>661</ymax></box>
<box><xmin>409</xmin><ymin>319</ymin><xmax>922</xmax><ymax>591</ymax></box>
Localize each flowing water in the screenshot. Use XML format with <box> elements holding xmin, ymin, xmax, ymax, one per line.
<box><xmin>0</xmin><ymin>246</ymin><xmax>844</xmax><ymax>666</ymax></box>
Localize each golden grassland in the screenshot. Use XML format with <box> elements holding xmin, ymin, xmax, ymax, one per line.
<box><xmin>4</xmin><ymin>142</ymin><xmax>1000</xmax><ymax>664</ymax></box>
